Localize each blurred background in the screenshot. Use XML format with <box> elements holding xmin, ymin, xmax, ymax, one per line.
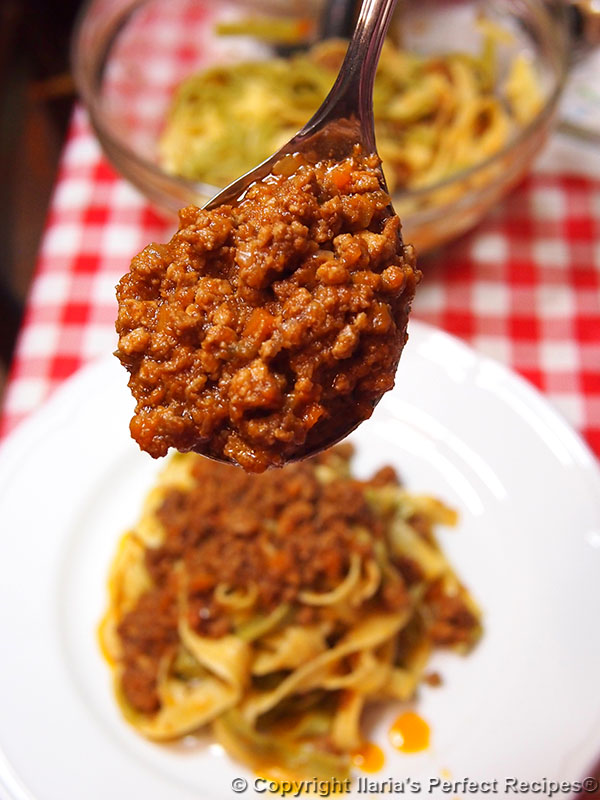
<box><xmin>0</xmin><ymin>0</ymin><xmax>599</xmax><ymax>411</ymax></box>
<box><xmin>0</xmin><ymin>0</ymin><xmax>81</xmax><ymax>397</ymax></box>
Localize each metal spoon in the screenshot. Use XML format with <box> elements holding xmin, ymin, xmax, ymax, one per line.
<box><xmin>200</xmin><ymin>0</ymin><xmax>405</xmax><ymax>465</ymax></box>
<box><xmin>204</xmin><ymin>0</ymin><xmax>399</xmax><ymax>212</ymax></box>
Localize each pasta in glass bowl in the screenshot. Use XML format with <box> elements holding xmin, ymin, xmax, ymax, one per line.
<box><xmin>72</xmin><ymin>0</ymin><xmax>569</xmax><ymax>252</ymax></box>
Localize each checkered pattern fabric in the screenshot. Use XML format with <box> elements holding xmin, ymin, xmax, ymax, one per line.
<box><xmin>99</xmin><ymin>1</ymin><xmax>275</xmax><ymax>162</ymax></box>
<box><xmin>415</xmin><ymin>172</ymin><xmax>600</xmax><ymax>456</ymax></box>
<box><xmin>1</xmin><ymin>107</ymin><xmax>599</xmax><ymax>459</ymax></box>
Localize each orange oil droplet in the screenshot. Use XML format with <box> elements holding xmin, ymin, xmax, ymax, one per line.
<box><xmin>389</xmin><ymin>710</ymin><xmax>430</xmax><ymax>753</ymax></box>
<box><xmin>351</xmin><ymin>741</ymin><xmax>385</xmax><ymax>772</ymax></box>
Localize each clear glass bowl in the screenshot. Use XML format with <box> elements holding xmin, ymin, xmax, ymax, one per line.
<box><xmin>72</xmin><ymin>0</ymin><xmax>569</xmax><ymax>252</ymax></box>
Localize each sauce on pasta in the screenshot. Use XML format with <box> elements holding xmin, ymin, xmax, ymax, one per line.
<box><xmin>100</xmin><ymin>445</ymin><xmax>480</xmax><ymax>778</ymax></box>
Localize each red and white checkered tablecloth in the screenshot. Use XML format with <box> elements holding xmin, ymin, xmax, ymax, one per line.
<box><xmin>1</xmin><ymin>106</ymin><xmax>599</xmax><ymax>458</ymax></box>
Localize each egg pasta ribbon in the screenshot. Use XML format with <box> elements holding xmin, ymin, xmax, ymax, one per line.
<box><xmin>100</xmin><ymin>447</ymin><xmax>481</xmax><ymax>779</ymax></box>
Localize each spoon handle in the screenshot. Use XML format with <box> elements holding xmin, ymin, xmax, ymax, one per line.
<box><xmin>205</xmin><ymin>0</ymin><xmax>399</xmax><ymax>210</ymax></box>
<box><xmin>319</xmin><ymin>0</ymin><xmax>359</xmax><ymax>39</ymax></box>
<box><xmin>302</xmin><ymin>0</ymin><xmax>399</xmax><ymax>151</ymax></box>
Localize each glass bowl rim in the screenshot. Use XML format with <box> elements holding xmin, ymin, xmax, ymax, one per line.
<box><xmin>71</xmin><ymin>0</ymin><xmax>571</xmax><ymax>210</ymax></box>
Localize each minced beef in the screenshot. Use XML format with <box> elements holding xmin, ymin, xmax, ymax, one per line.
<box><xmin>115</xmin><ymin>149</ymin><xmax>419</xmax><ymax>471</ymax></box>
<box><xmin>115</xmin><ymin>448</ymin><xmax>479</xmax><ymax>714</ymax></box>
<box><xmin>118</xmin><ymin>448</ymin><xmax>400</xmax><ymax>712</ymax></box>
<box><xmin>144</xmin><ymin>453</ymin><xmax>387</xmax><ymax>636</ymax></box>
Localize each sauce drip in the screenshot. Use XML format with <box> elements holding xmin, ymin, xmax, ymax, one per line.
<box><xmin>351</xmin><ymin>741</ymin><xmax>385</xmax><ymax>772</ymax></box>
<box><xmin>389</xmin><ymin>710</ymin><xmax>430</xmax><ymax>753</ymax></box>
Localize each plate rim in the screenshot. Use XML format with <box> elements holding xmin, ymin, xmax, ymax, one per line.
<box><xmin>0</xmin><ymin>319</ymin><xmax>599</xmax><ymax>800</ymax></box>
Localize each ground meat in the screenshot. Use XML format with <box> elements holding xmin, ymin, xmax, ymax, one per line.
<box><xmin>114</xmin><ymin>447</ymin><xmax>481</xmax><ymax>715</ymax></box>
<box><xmin>118</xmin><ymin>588</ymin><xmax>179</xmax><ymax>713</ymax></box>
<box><xmin>144</xmin><ymin>452</ymin><xmax>390</xmax><ymax>640</ymax></box>
<box><xmin>425</xmin><ymin>579</ymin><xmax>480</xmax><ymax>646</ymax></box>
<box><xmin>367</xmin><ymin>464</ymin><xmax>402</xmax><ymax>487</ymax></box>
<box><xmin>115</xmin><ymin>149</ymin><xmax>420</xmax><ymax>471</ymax></box>
<box><xmin>423</xmin><ymin>671</ymin><xmax>443</xmax><ymax>688</ymax></box>
<box><xmin>396</xmin><ymin>555</ymin><xmax>425</xmax><ymax>587</ymax></box>
<box><xmin>117</xmin><ymin>448</ymin><xmax>412</xmax><ymax>712</ymax></box>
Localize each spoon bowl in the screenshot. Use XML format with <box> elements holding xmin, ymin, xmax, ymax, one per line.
<box><xmin>115</xmin><ymin>0</ymin><xmax>421</xmax><ymax>472</ymax></box>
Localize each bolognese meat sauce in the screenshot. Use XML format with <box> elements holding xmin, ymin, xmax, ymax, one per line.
<box><xmin>115</xmin><ymin>149</ymin><xmax>420</xmax><ymax>471</ymax></box>
<box><xmin>116</xmin><ymin>449</ymin><xmax>479</xmax><ymax>715</ymax></box>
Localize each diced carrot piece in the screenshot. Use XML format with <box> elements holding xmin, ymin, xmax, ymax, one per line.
<box><xmin>188</xmin><ymin>572</ymin><xmax>216</xmax><ymax>592</ymax></box>
<box><xmin>302</xmin><ymin>403</ymin><xmax>324</xmax><ymax>429</ymax></box>
<box><xmin>243</xmin><ymin>308</ymin><xmax>275</xmax><ymax>339</ymax></box>
<box><xmin>330</xmin><ymin>162</ymin><xmax>352</xmax><ymax>191</ymax></box>
<box><xmin>269</xmin><ymin>550</ymin><xmax>292</xmax><ymax>572</ymax></box>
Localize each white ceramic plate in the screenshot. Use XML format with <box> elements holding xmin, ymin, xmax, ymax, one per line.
<box><xmin>1</xmin><ymin>321</ymin><xmax>600</xmax><ymax>800</ymax></box>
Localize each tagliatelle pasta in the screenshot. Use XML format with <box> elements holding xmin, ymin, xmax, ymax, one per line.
<box><xmin>100</xmin><ymin>446</ymin><xmax>481</xmax><ymax>779</ymax></box>
<box><xmin>158</xmin><ymin>23</ymin><xmax>543</xmax><ymax>194</ymax></box>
